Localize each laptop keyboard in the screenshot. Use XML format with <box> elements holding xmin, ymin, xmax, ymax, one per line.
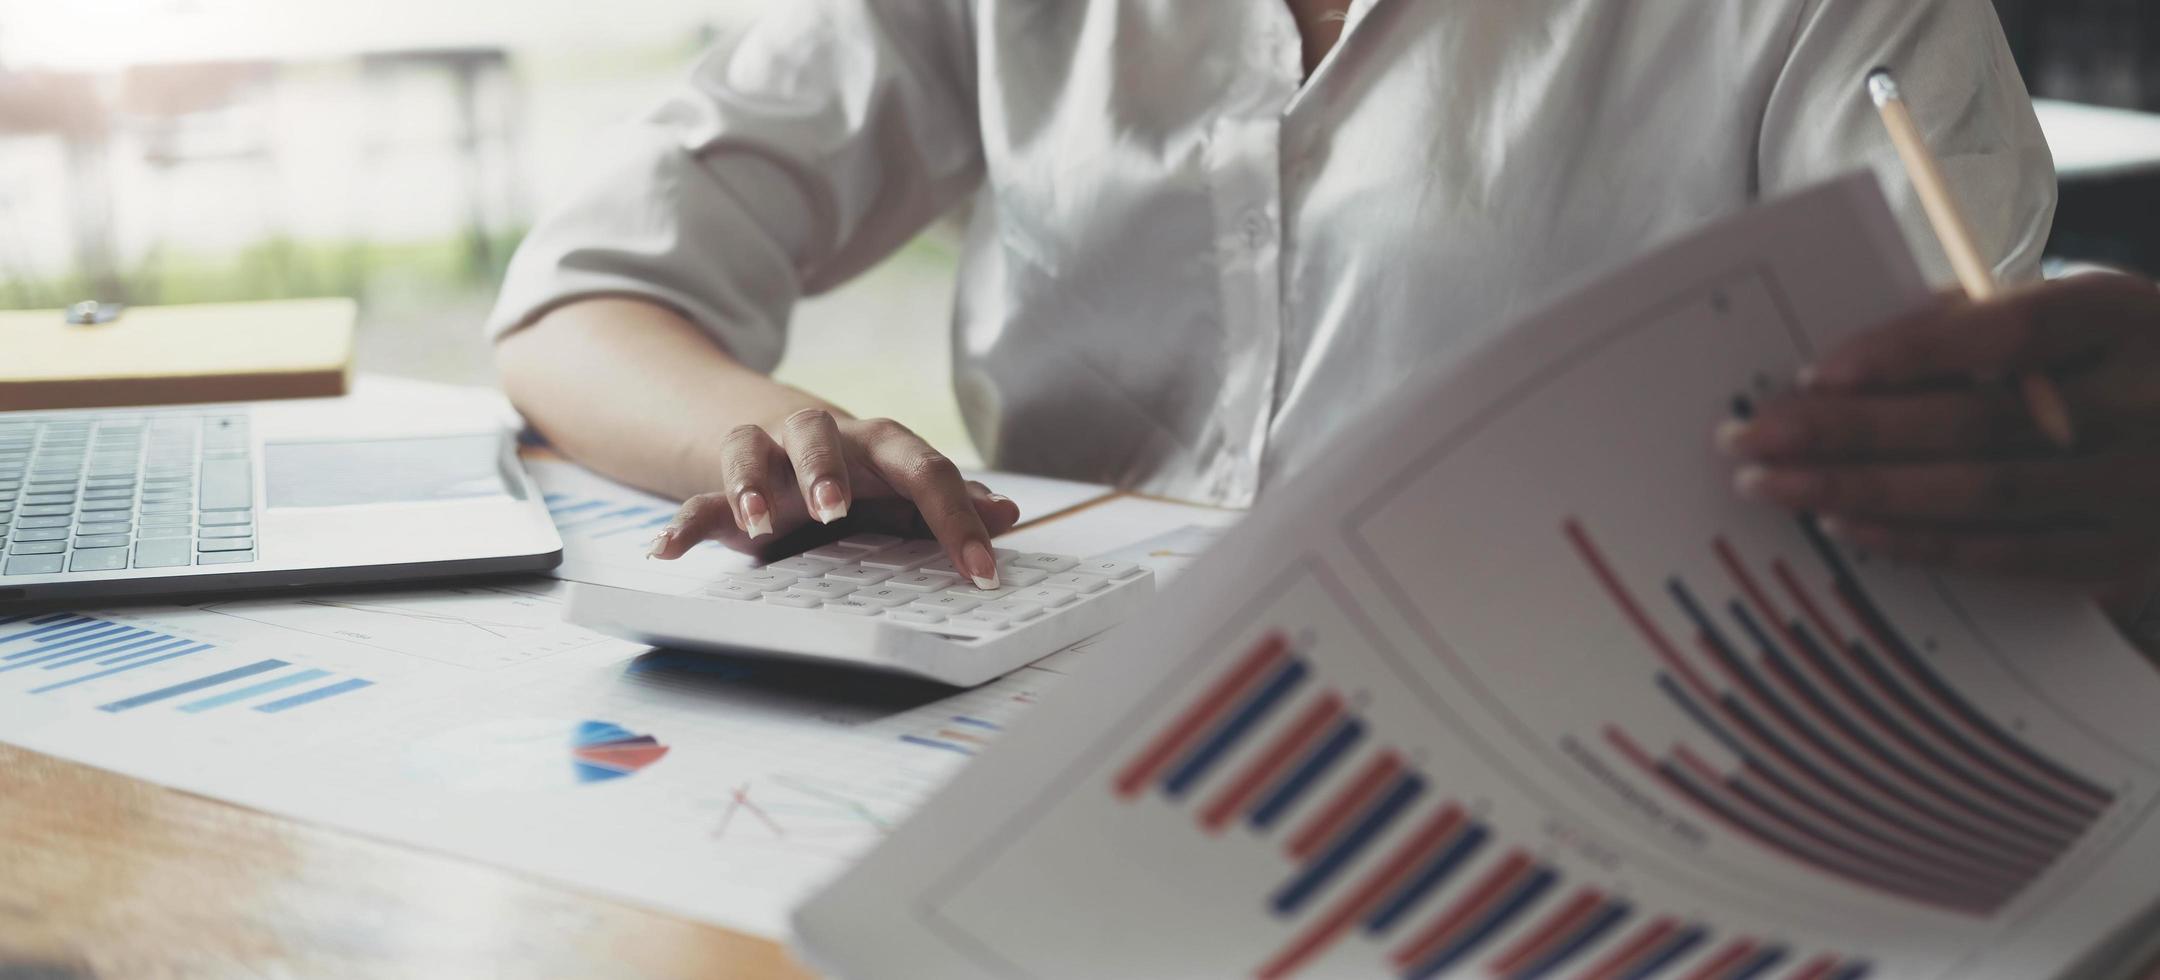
<box><xmin>0</xmin><ymin>413</ymin><xmax>256</xmax><ymax>576</ymax></box>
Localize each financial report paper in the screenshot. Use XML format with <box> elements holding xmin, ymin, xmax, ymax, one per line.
<box><xmin>795</xmin><ymin>176</ymin><xmax>2160</xmax><ymax>979</ymax></box>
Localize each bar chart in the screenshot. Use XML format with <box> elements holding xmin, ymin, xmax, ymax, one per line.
<box><xmin>1566</xmin><ymin>515</ymin><xmax>2116</xmax><ymax>916</ymax></box>
<box><xmin>0</xmin><ymin>612</ymin><xmax>375</xmax><ymax>714</ymax></box>
<box><xmin>545</xmin><ymin>492</ymin><xmax>674</xmax><ymax>540</ymax></box>
<box><xmin>1114</xmin><ymin>632</ymin><xmax>1873</xmax><ymax>980</ymax></box>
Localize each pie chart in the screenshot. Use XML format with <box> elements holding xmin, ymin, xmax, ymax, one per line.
<box><xmin>410</xmin><ymin>718</ymin><xmax>673</xmax><ymax>792</ymax></box>
<box><xmin>572</xmin><ymin>720</ymin><xmax>671</xmax><ymax>783</ymax></box>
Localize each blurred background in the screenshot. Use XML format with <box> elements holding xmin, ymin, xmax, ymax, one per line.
<box><xmin>0</xmin><ymin>0</ymin><xmax>2156</xmax><ymax>463</ymax></box>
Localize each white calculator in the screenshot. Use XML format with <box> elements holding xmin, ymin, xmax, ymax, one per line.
<box><xmin>565</xmin><ymin>533</ymin><xmax>1157</xmax><ymax>687</ymax></box>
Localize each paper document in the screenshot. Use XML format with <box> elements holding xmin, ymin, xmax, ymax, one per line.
<box><xmin>795</xmin><ymin>176</ymin><xmax>2160</xmax><ymax>979</ymax></box>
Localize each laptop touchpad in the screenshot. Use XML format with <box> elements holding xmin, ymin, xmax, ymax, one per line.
<box><xmin>266</xmin><ymin>435</ymin><xmax>511</xmax><ymax>508</ymax></box>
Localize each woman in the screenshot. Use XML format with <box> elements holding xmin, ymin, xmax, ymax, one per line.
<box><xmin>491</xmin><ymin>1</ymin><xmax>2072</xmax><ymax>598</ymax></box>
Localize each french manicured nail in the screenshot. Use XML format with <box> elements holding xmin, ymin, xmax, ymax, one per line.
<box><xmin>1716</xmin><ymin>416</ymin><xmax>1803</xmax><ymax>457</ymax></box>
<box><xmin>646</xmin><ymin>529</ymin><xmax>674</xmax><ymax>559</ymax></box>
<box><xmin>963</xmin><ymin>541</ymin><xmax>1000</xmax><ymax>591</ymax></box>
<box><xmin>812</xmin><ymin>479</ymin><xmax>849</xmax><ymax>524</ymax></box>
<box><xmin>740</xmin><ymin>491</ymin><xmax>773</xmax><ymax>539</ymax></box>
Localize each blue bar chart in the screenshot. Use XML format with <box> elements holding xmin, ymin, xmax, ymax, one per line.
<box><xmin>0</xmin><ymin>612</ymin><xmax>376</xmax><ymax>716</ymax></box>
<box><xmin>1113</xmin><ymin>632</ymin><xmax>1872</xmax><ymax>980</ymax></box>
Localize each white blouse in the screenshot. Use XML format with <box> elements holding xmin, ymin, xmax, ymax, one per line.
<box><xmin>490</xmin><ymin>0</ymin><xmax>2055</xmax><ymax>508</ymax></box>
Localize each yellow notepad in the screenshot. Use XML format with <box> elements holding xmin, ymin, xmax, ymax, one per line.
<box><xmin>1</xmin><ymin>298</ymin><xmax>355</xmax><ymax>411</ymax></box>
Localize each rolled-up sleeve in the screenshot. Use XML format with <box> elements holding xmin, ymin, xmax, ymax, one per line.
<box><xmin>486</xmin><ymin>0</ymin><xmax>983</xmax><ymax>372</ymax></box>
<box><xmin>1758</xmin><ymin>0</ymin><xmax>2056</xmax><ymax>285</ymax></box>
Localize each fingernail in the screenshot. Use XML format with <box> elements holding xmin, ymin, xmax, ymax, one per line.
<box><xmin>646</xmin><ymin>530</ymin><xmax>673</xmax><ymax>559</ymax></box>
<box><xmin>1714</xmin><ymin>420</ymin><xmax>1750</xmax><ymax>455</ymax></box>
<box><xmin>963</xmin><ymin>541</ymin><xmax>1000</xmax><ymax>591</ymax></box>
<box><xmin>812</xmin><ymin>479</ymin><xmax>849</xmax><ymax>524</ymax></box>
<box><xmin>1734</xmin><ymin>465</ymin><xmax>1772</xmax><ymax>500</ymax></box>
<box><xmin>987</xmin><ymin>493</ymin><xmax>1012</xmax><ymax>504</ymax></box>
<box><xmin>740</xmin><ymin>491</ymin><xmax>773</xmax><ymax>539</ymax></box>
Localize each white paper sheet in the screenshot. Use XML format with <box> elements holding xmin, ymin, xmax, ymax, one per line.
<box><xmin>793</xmin><ymin>176</ymin><xmax>2160</xmax><ymax>979</ymax></box>
<box><xmin>0</xmin><ymin>463</ymin><xmax>1196</xmax><ymax>938</ymax></box>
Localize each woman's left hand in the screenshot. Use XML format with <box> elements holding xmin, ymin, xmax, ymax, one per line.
<box><xmin>1716</xmin><ymin>273</ymin><xmax>2160</xmax><ymax>614</ymax></box>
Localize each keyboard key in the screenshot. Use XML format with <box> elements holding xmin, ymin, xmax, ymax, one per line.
<box><xmin>79</xmin><ymin>499</ymin><xmax>132</xmax><ymax>513</ymax></box>
<box><xmin>788</xmin><ymin>578</ymin><xmax>857</xmax><ymax>599</ymax></box>
<box><xmin>8</xmin><ymin>540</ymin><xmax>64</xmax><ymax>555</ymax></box>
<box><xmin>132</xmin><ymin>539</ymin><xmax>192</xmax><ymax>568</ymax></box>
<box><xmin>4</xmin><ymin>554</ymin><xmax>62</xmax><ymax>575</ymax></box>
<box><xmin>910</xmin><ymin>594</ymin><xmax>981</xmax><ymax>615</ymax></box>
<box><xmin>823</xmin><ymin>598</ymin><xmax>885</xmax><ymax>616</ymax></box>
<box><xmin>24</xmin><ymin>491</ymin><xmax>75</xmax><ymax>504</ymax></box>
<box><xmin>1044</xmin><ymin>572</ymin><xmax>1112</xmax><ymax>594</ymax></box>
<box><xmin>77</xmin><ymin>520</ymin><xmax>129</xmax><ymax>534</ymax></box>
<box><xmin>140</xmin><ymin>513</ymin><xmax>191</xmax><ymax>526</ymax></box>
<box><xmin>197</xmin><ymin>551</ymin><xmax>256</xmax><ymax>565</ymax></box>
<box><xmin>852</xmin><ymin>586</ymin><xmax>918</xmax><ymax>608</ymax></box>
<box><xmin>885</xmin><ymin>570</ymin><xmax>960</xmax><ymax>593</ymax></box>
<box><xmin>1006</xmin><ymin>552</ymin><xmax>1080</xmax><ymax>574</ymax></box>
<box><xmin>997</xmin><ymin>566</ymin><xmax>1050</xmax><ymax>588</ymax></box>
<box><xmin>765</xmin><ymin>592</ymin><xmax>825</xmax><ymax>609</ymax></box>
<box><xmin>837</xmin><ymin>533</ymin><xmax>902</xmax><ymax>551</ymax></box>
<box><xmin>139</xmin><ymin>525</ymin><xmax>191</xmax><ymax>539</ymax></box>
<box><xmin>727</xmin><ymin>570</ymin><xmax>799</xmax><ymax>592</ymax></box>
<box><xmin>16</xmin><ymin>515</ymin><xmax>70</xmax><ymax>529</ymax></box>
<box><xmin>703</xmin><ymin>581</ymin><xmax>764</xmax><ymax>601</ymax></box>
<box><xmin>1076</xmin><ymin>559</ymin><xmax>1145</xmax><ymax>579</ymax></box>
<box><xmin>11</xmin><ymin>527</ymin><xmax>67</xmax><ymax>542</ymax></box>
<box><xmin>199</xmin><ymin>525</ymin><xmax>252</xmax><ymax>539</ymax></box>
<box><xmin>861</xmin><ymin>540</ymin><xmax>944</xmax><ymax>569</ymax></box>
<box><xmin>766</xmin><ymin>555</ymin><xmax>839</xmax><ymax>576</ymax></box>
<box><xmin>199</xmin><ymin>510</ymin><xmax>252</xmax><ymax>526</ymax></box>
<box><xmin>198</xmin><ymin>538</ymin><xmax>255</xmax><ymax>553</ymax></box>
<box><xmin>888</xmin><ymin>607</ymin><xmax>947</xmax><ymax>626</ymax></box>
<box><xmin>142</xmin><ymin>501</ymin><xmax>190</xmax><ymax>514</ymax></box>
<box><xmin>68</xmin><ymin>547</ymin><xmax>129</xmax><ymax>572</ymax></box>
<box><xmin>1010</xmin><ymin>585</ymin><xmax>1077</xmax><ymax>608</ymax></box>
<box><xmin>73</xmin><ymin>534</ymin><xmax>130</xmax><ymax>549</ymax></box>
<box><xmin>20</xmin><ymin>504</ymin><xmax>73</xmax><ymax>517</ymax></box>
<box><xmin>200</xmin><ymin>459</ymin><xmax>252</xmax><ymax>510</ymax></box>
<box><xmin>822</xmin><ymin>562</ymin><xmax>893</xmax><ymax>585</ymax></box>
<box><xmin>82</xmin><ymin>487</ymin><xmax>136</xmax><ymax>501</ymax></box>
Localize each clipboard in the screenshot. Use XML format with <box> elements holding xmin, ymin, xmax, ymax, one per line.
<box><xmin>1</xmin><ymin>298</ymin><xmax>356</xmax><ymax>411</ymax></box>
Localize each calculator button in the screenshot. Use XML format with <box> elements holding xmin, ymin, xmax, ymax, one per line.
<box><xmin>767</xmin><ymin>556</ymin><xmax>839</xmax><ymax>576</ymax></box>
<box><xmin>947</xmin><ymin>612</ymin><xmax>1011</xmax><ymax>631</ymax></box>
<box><xmin>804</xmin><ymin>543</ymin><xmax>868</xmax><ymax>562</ymax></box>
<box><xmin>1007</xmin><ymin>553</ymin><xmax>1079</xmax><ymax>574</ymax></box>
<box><xmin>138</xmin><ymin>525</ymin><xmax>191</xmax><ymax>539</ymax></box>
<box><xmin>9</xmin><ymin>540</ymin><xmax>65</xmax><ymax>555</ymax></box>
<box><xmin>729</xmin><ymin>570</ymin><xmax>800</xmax><ymax>591</ymax></box>
<box><xmin>1010</xmin><ymin>585</ymin><xmax>1078</xmax><ymax>608</ymax></box>
<box><xmin>945</xmin><ymin>583</ymin><xmax>1024</xmax><ymax>601</ymax></box>
<box><xmin>704</xmin><ymin>581</ymin><xmax>764</xmax><ymax>601</ymax></box>
<box><xmin>823</xmin><ymin>562</ymin><xmax>894</xmax><ymax>585</ymax></box>
<box><xmin>765</xmin><ymin>592</ymin><xmax>824</xmax><ymax>609</ymax></box>
<box><xmin>997</xmin><ymin>567</ymin><xmax>1049</xmax><ymax>587</ymax></box>
<box><xmin>11</xmin><ymin>527</ymin><xmax>67</xmax><ymax>542</ymax></box>
<box><xmin>73</xmin><ymin>534</ymin><xmax>130</xmax><ymax>550</ymax></box>
<box><xmin>77</xmin><ymin>521</ymin><xmax>130</xmax><ymax>536</ymax></box>
<box><xmin>132</xmin><ymin>539</ymin><xmax>192</xmax><ymax>568</ymax></box>
<box><xmin>1044</xmin><ymin>572</ymin><xmax>1111</xmax><ymax>594</ymax></box>
<box><xmin>885</xmin><ymin>570</ymin><xmax>960</xmax><ymax>593</ymax></box>
<box><xmin>824</xmin><ymin>598</ymin><xmax>885</xmax><ymax>616</ymax></box>
<box><xmin>983</xmin><ymin>600</ymin><xmax>1045</xmax><ymax>623</ymax></box>
<box><xmin>917</xmin><ymin>556</ymin><xmax>958</xmax><ymax>575</ymax></box>
<box><xmin>912</xmin><ymin>594</ymin><xmax>982</xmax><ymax>614</ymax></box>
<box><xmin>838</xmin><ymin>533</ymin><xmax>903</xmax><ymax>551</ymax></box>
<box><xmin>862</xmin><ymin>540</ymin><xmax>944</xmax><ymax>569</ymax></box>
<box><xmin>4</xmin><ymin>554</ymin><xmax>63</xmax><ymax>575</ymax></box>
<box><xmin>789</xmin><ymin>578</ymin><xmax>857</xmax><ymax>599</ymax></box>
<box><xmin>853</xmin><ymin>586</ymin><xmax>917</xmax><ymax>608</ymax></box>
<box><xmin>197</xmin><ymin>551</ymin><xmax>256</xmax><ymax>565</ymax></box>
<box><xmin>888</xmin><ymin>607</ymin><xmax>947</xmax><ymax>626</ymax></box>
<box><xmin>1076</xmin><ymin>559</ymin><xmax>1144</xmax><ymax>580</ymax></box>
<box><xmin>198</xmin><ymin>538</ymin><xmax>256</xmax><ymax>553</ymax></box>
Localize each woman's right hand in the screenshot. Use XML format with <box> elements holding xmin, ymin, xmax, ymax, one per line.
<box><xmin>647</xmin><ymin>409</ymin><xmax>1021</xmax><ymax>590</ymax></box>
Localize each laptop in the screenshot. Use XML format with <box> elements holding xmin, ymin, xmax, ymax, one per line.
<box><xmin>0</xmin><ymin>381</ymin><xmax>562</xmax><ymax>605</ymax></box>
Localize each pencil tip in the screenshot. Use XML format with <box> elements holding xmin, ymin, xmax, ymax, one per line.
<box><xmin>1866</xmin><ymin>68</ymin><xmax>1899</xmax><ymax>107</ymax></box>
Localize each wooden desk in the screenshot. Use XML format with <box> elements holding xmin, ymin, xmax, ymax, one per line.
<box><xmin>0</xmin><ymin>742</ymin><xmax>813</xmax><ymax>979</ymax></box>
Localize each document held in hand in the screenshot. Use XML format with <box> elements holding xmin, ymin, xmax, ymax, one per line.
<box><xmin>794</xmin><ymin>176</ymin><xmax>2160</xmax><ymax>980</ymax></box>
